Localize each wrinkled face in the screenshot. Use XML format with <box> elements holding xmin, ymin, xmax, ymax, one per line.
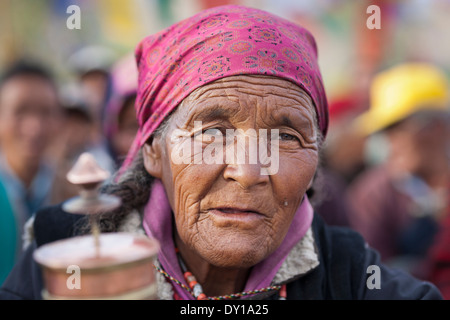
<box><xmin>0</xmin><ymin>75</ymin><xmax>61</xmax><ymax>162</ymax></box>
<box><xmin>144</xmin><ymin>75</ymin><xmax>319</xmax><ymax>268</ymax></box>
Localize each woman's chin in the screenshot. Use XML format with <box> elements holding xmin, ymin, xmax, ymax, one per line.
<box><xmin>194</xmin><ymin>240</ymin><xmax>271</xmax><ymax>269</ymax></box>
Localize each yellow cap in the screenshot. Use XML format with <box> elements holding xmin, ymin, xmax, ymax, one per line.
<box><xmin>354</xmin><ymin>63</ymin><xmax>449</xmax><ymax>135</ymax></box>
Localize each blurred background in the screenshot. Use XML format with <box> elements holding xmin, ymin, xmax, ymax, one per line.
<box><xmin>2</xmin><ymin>0</ymin><xmax>450</xmax><ymax>101</ymax></box>
<box><xmin>0</xmin><ymin>0</ymin><xmax>449</xmax><ymax>298</ymax></box>
<box><xmin>1</xmin><ymin>0</ymin><xmax>450</xmax><ymax>100</ymax></box>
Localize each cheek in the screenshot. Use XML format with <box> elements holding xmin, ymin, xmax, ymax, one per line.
<box><xmin>171</xmin><ymin>165</ymin><xmax>232</xmax><ymax>259</ymax></box>
<box><xmin>267</xmin><ymin>149</ymin><xmax>318</xmax><ymax>238</ymax></box>
<box><xmin>162</xmin><ymin>142</ymin><xmax>223</xmax><ymax>242</ymax></box>
<box><xmin>275</xmin><ymin>149</ymin><xmax>318</xmax><ymax>200</ymax></box>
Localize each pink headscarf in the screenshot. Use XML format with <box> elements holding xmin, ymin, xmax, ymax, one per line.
<box><xmin>122</xmin><ymin>4</ymin><xmax>328</xmax><ymax>170</ymax></box>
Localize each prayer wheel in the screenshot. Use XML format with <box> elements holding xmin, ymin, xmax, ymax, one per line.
<box><xmin>33</xmin><ymin>153</ymin><xmax>159</xmax><ymax>300</ymax></box>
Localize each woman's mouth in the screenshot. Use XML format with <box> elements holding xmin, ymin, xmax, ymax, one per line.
<box><xmin>207</xmin><ymin>207</ymin><xmax>265</xmax><ymax>228</ymax></box>
<box><xmin>213</xmin><ymin>207</ymin><xmax>261</xmax><ymax>215</ymax></box>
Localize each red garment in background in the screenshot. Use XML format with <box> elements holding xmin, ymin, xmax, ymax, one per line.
<box><xmin>346</xmin><ymin>165</ymin><xmax>413</xmax><ymax>261</ymax></box>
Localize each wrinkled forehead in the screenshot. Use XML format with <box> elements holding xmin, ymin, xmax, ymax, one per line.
<box><xmin>174</xmin><ymin>75</ymin><xmax>317</xmax><ymax>124</ymax></box>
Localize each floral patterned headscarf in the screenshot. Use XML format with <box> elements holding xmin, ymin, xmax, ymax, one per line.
<box><xmin>122</xmin><ymin>4</ymin><xmax>328</xmax><ymax>170</ymax></box>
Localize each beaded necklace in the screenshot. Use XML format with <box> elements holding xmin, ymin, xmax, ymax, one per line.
<box><xmin>153</xmin><ymin>249</ymin><xmax>287</xmax><ymax>300</ymax></box>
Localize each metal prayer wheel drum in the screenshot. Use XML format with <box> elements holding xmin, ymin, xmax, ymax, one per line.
<box><xmin>33</xmin><ymin>152</ymin><xmax>160</xmax><ymax>300</ymax></box>
<box><xmin>34</xmin><ymin>233</ymin><xmax>159</xmax><ymax>299</ymax></box>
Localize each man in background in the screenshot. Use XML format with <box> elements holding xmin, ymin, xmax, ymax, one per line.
<box><xmin>0</xmin><ymin>62</ymin><xmax>62</xmax><ymax>283</ymax></box>
<box><xmin>348</xmin><ymin>63</ymin><xmax>450</xmax><ymax>277</ymax></box>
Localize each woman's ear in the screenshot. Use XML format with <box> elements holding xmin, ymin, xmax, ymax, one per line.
<box><xmin>305</xmin><ymin>170</ymin><xmax>318</xmax><ymax>200</ymax></box>
<box><xmin>142</xmin><ymin>138</ymin><xmax>163</xmax><ymax>179</ymax></box>
<box><xmin>307</xmin><ymin>176</ymin><xmax>314</xmax><ymax>190</ymax></box>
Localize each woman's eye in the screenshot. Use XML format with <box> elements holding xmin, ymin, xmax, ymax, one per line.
<box><xmin>278</xmin><ymin>133</ymin><xmax>298</xmax><ymax>141</ymax></box>
<box><xmin>194</xmin><ymin>128</ymin><xmax>223</xmax><ymax>141</ymax></box>
<box><xmin>204</xmin><ymin>128</ymin><xmax>223</xmax><ymax>136</ymax></box>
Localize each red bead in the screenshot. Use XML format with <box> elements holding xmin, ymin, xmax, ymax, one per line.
<box><xmin>279</xmin><ymin>284</ymin><xmax>287</xmax><ymax>299</ymax></box>
<box><xmin>184</xmin><ymin>272</ymin><xmax>195</xmax><ymax>283</ymax></box>
<box><xmin>189</xmin><ymin>280</ymin><xmax>198</xmax><ymax>288</ymax></box>
<box><xmin>197</xmin><ymin>293</ymin><xmax>208</xmax><ymax>300</ymax></box>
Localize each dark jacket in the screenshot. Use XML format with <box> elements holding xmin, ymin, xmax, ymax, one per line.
<box><xmin>0</xmin><ymin>204</ymin><xmax>442</xmax><ymax>300</ymax></box>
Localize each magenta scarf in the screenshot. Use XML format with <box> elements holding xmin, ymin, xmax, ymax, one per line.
<box><xmin>142</xmin><ymin>179</ymin><xmax>313</xmax><ymax>300</ymax></box>
<box><xmin>121</xmin><ymin>4</ymin><xmax>328</xmax><ymax>173</ymax></box>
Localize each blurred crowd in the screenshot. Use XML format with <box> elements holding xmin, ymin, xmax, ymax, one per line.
<box><xmin>0</xmin><ymin>49</ymin><xmax>139</xmax><ymax>285</ymax></box>
<box><xmin>0</xmin><ymin>2</ymin><xmax>449</xmax><ymax>300</ymax></box>
<box><xmin>314</xmin><ymin>62</ymin><xmax>450</xmax><ymax>299</ymax></box>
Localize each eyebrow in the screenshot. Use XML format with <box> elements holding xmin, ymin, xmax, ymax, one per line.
<box><xmin>281</xmin><ymin>115</ymin><xmax>292</xmax><ymax>127</ymax></box>
<box><xmin>191</xmin><ymin>105</ymin><xmax>235</xmax><ymax>123</ymax></box>
<box><xmin>272</xmin><ymin>108</ymin><xmax>316</xmax><ymax>139</ymax></box>
<box><xmin>185</xmin><ymin>99</ymin><xmax>315</xmax><ymax>134</ymax></box>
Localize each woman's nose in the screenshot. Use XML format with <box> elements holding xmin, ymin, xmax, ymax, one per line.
<box><xmin>223</xmin><ymin>162</ymin><xmax>269</xmax><ymax>189</ymax></box>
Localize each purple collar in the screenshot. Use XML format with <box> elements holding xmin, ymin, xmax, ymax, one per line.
<box><xmin>142</xmin><ymin>179</ymin><xmax>313</xmax><ymax>300</ymax></box>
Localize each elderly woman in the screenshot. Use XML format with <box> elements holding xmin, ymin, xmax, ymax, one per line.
<box><xmin>0</xmin><ymin>5</ymin><xmax>442</xmax><ymax>300</ymax></box>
